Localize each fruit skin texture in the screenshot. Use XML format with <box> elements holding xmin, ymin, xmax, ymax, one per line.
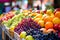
<box><xmin>53</xmin><ymin>24</ymin><xmax>59</xmax><ymax>30</ymax></box>
<box><xmin>40</xmin><ymin>28</ymin><xmax>47</xmax><ymax>34</ymax></box>
<box><xmin>55</xmin><ymin>11</ymin><xmax>60</xmax><ymax>18</ymax></box>
<box><xmin>57</xmin><ymin>24</ymin><xmax>60</xmax><ymax>31</ymax></box>
<box><xmin>20</xmin><ymin>31</ymin><xmax>27</xmax><ymax>38</ymax></box>
<box><xmin>46</xmin><ymin>29</ymin><xmax>56</xmax><ymax>34</ymax></box>
<box><xmin>26</xmin><ymin>35</ymin><xmax>34</xmax><ymax>40</ymax></box>
<box><xmin>52</xmin><ymin>17</ymin><xmax>60</xmax><ymax>24</ymax></box>
<box><xmin>38</xmin><ymin>20</ymin><xmax>44</xmax><ymax>27</ymax></box>
<box><xmin>46</xmin><ymin>9</ymin><xmax>53</xmax><ymax>15</ymax></box>
<box><xmin>44</xmin><ymin>16</ymin><xmax>52</xmax><ymax>23</ymax></box>
<box><xmin>45</xmin><ymin>22</ymin><xmax>53</xmax><ymax>29</ymax></box>
<box><xmin>34</xmin><ymin>18</ymin><xmax>42</xmax><ymax>23</ymax></box>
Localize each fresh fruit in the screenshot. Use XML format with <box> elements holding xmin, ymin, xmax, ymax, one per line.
<box><xmin>57</xmin><ymin>24</ymin><xmax>60</xmax><ymax>31</ymax></box>
<box><xmin>47</xmin><ymin>29</ymin><xmax>56</xmax><ymax>34</ymax></box>
<box><xmin>54</xmin><ymin>8</ymin><xmax>60</xmax><ymax>14</ymax></box>
<box><xmin>45</xmin><ymin>22</ymin><xmax>53</xmax><ymax>29</ymax></box>
<box><xmin>42</xmin><ymin>14</ymin><xmax>48</xmax><ymax>19</ymax></box>
<box><xmin>14</xmin><ymin>18</ymin><xmax>41</xmax><ymax>34</ymax></box>
<box><xmin>46</xmin><ymin>9</ymin><xmax>53</xmax><ymax>15</ymax></box>
<box><xmin>20</xmin><ymin>31</ymin><xmax>27</xmax><ymax>38</ymax></box>
<box><xmin>34</xmin><ymin>14</ymin><xmax>42</xmax><ymax>18</ymax></box>
<box><xmin>26</xmin><ymin>35</ymin><xmax>34</xmax><ymax>40</ymax></box>
<box><xmin>53</xmin><ymin>24</ymin><xmax>59</xmax><ymax>30</ymax></box>
<box><xmin>40</xmin><ymin>28</ymin><xmax>47</xmax><ymax>34</ymax></box>
<box><xmin>34</xmin><ymin>18</ymin><xmax>42</xmax><ymax>23</ymax></box>
<box><xmin>38</xmin><ymin>20</ymin><xmax>44</xmax><ymax>27</ymax></box>
<box><xmin>44</xmin><ymin>16</ymin><xmax>52</xmax><ymax>22</ymax></box>
<box><xmin>55</xmin><ymin>11</ymin><xmax>60</xmax><ymax>18</ymax></box>
<box><xmin>52</xmin><ymin>17</ymin><xmax>60</xmax><ymax>24</ymax></box>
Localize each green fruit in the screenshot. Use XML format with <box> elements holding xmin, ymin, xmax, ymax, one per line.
<box><xmin>26</xmin><ymin>35</ymin><xmax>34</xmax><ymax>40</ymax></box>
<box><xmin>20</xmin><ymin>31</ymin><xmax>27</xmax><ymax>38</ymax></box>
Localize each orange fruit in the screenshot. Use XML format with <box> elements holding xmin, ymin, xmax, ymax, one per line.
<box><xmin>45</xmin><ymin>22</ymin><xmax>53</xmax><ymax>29</ymax></box>
<box><xmin>44</xmin><ymin>16</ymin><xmax>52</xmax><ymax>23</ymax></box>
<box><xmin>55</xmin><ymin>11</ymin><xmax>60</xmax><ymax>18</ymax></box>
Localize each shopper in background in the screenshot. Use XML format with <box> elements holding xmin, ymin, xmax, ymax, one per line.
<box><xmin>4</xmin><ymin>2</ymin><xmax>11</xmax><ymax>13</ymax></box>
<box><xmin>12</xmin><ymin>5</ymin><xmax>20</xmax><ymax>11</ymax></box>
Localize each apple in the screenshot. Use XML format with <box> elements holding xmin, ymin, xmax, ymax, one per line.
<box><xmin>36</xmin><ymin>10</ymin><xmax>40</xmax><ymax>13</ymax></box>
<box><xmin>53</xmin><ymin>24</ymin><xmax>59</xmax><ymax>30</ymax></box>
<box><xmin>20</xmin><ymin>31</ymin><xmax>27</xmax><ymax>38</ymax></box>
<box><xmin>58</xmin><ymin>24</ymin><xmax>60</xmax><ymax>31</ymax></box>
<box><xmin>43</xmin><ymin>10</ymin><xmax>47</xmax><ymax>13</ymax></box>
<box><xmin>26</xmin><ymin>35</ymin><xmax>34</xmax><ymax>40</ymax></box>
<box><xmin>54</xmin><ymin>8</ymin><xmax>60</xmax><ymax>14</ymax></box>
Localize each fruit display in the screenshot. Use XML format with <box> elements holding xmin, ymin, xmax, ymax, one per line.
<box><xmin>1</xmin><ymin>11</ymin><xmax>15</xmax><ymax>22</ymax></box>
<box><xmin>1</xmin><ymin>8</ymin><xmax>60</xmax><ymax>40</ymax></box>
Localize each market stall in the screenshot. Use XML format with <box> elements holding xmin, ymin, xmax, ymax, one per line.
<box><xmin>0</xmin><ymin>8</ymin><xmax>60</xmax><ymax>40</ymax></box>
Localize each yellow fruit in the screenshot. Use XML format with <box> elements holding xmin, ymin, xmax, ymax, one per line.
<box><xmin>34</xmin><ymin>18</ymin><xmax>42</xmax><ymax>23</ymax></box>
<box><xmin>10</xmin><ymin>26</ymin><xmax>15</xmax><ymax>31</ymax></box>
<box><xmin>38</xmin><ymin>20</ymin><xmax>44</xmax><ymax>27</ymax></box>
<box><xmin>42</xmin><ymin>14</ymin><xmax>48</xmax><ymax>20</ymax></box>
<box><xmin>20</xmin><ymin>31</ymin><xmax>27</xmax><ymax>38</ymax></box>
<box><xmin>35</xmin><ymin>14</ymin><xmax>42</xmax><ymax>18</ymax></box>
<box><xmin>46</xmin><ymin>9</ymin><xmax>53</xmax><ymax>15</ymax></box>
<box><xmin>52</xmin><ymin>17</ymin><xmax>60</xmax><ymax>24</ymax></box>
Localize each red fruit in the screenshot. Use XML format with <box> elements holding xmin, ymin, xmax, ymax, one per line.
<box><xmin>58</xmin><ymin>24</ymin><xmax>60</xmax><ymax>31</ymax></box>
<box><xmin>53</xmin><ymin>24</ymin><xmax>59</xmax><ymax>30</ymax></box>
<box><xmin>54</xmin><ymin>8</ymin><xmax>60</xmax><ymax>14</ymax></box>
<box><xmin>43</xmin><ymin>10</ymin><xmax>47</xmax><ymax>13</ymax></box>
<box><xmin>37</xmin><ymin>10</ymin><xmax>40</xmax><ymax>13</ymax></box>
<box><xmin>58</xmin><ymin>32</ymin><xmax>60</xmax><ymax>38</ymax></box>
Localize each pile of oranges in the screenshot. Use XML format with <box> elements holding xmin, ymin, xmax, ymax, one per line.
<box><xmin>28</xmin><ymin>9</ymin><xmax>60</xmax><ymax>34</ymax></box>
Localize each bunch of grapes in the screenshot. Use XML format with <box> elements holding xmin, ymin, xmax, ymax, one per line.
<box><xmin>14</xmin><ymin>18</ymin><xmax>41</xmax><ymax>34</ymax></box>
<box><xmin>26</xmin><ymin>28</ymin><xmax>59</xmax><ymax>40</ymax></box>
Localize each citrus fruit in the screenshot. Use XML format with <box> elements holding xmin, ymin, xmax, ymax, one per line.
<box><xmin>55</xmin><ymin>11</ymin><xmax>60</xmax><ymax>18</ymax></box>
<box><xmin>45</xmin><ymin>22</ymin><xmax>53</xmax><ymax>29</ymax></box>
<box><xmin>44</xmin><ymin>16</ymin><xmax>52</xmax><ymax>23</ymax></box>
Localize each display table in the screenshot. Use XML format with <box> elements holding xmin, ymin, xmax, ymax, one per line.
<box><xmin>0</xmin><ymin>24</ymin><xmax>17</xmax><ymax>40</ymax></box>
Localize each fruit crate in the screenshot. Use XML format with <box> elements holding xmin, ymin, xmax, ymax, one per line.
<box><xmin>14</xmin><ymin>32</ymin><xmax>21</xmax><ymax>40</ymax></box>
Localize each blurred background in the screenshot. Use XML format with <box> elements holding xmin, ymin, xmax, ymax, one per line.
<box><xmin>0</xmin><ymin>0</ymin><xmax>54</xmax><ymax>14</ymax></box>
